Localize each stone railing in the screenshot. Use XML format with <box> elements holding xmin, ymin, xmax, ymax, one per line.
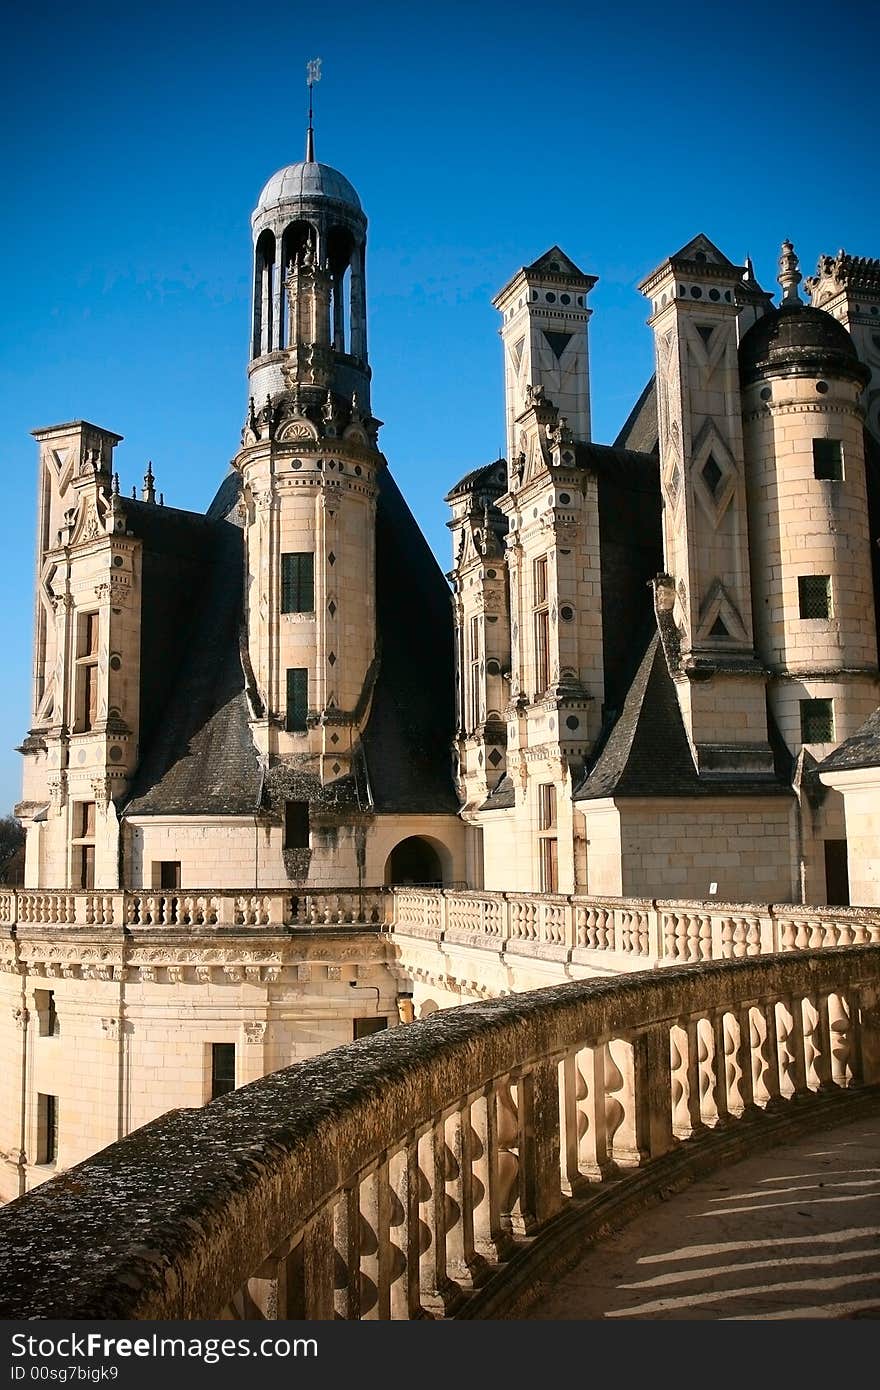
<box><xmin>391</xmin><ymin>889</ymin><xmax>880</xmax><ymax>965</ymax></box>
<box><xmin>0</xmin><ymin>887</ymin><xmax>388</xmax><ymax>930</ymax></box>
<box><xmin>0</xmin><ymin>945</ymin><xmax>877</xmax><ymax>1320</ymax></box>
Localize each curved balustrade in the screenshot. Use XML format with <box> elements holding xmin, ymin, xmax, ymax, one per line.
<box><xmin>0</xmin><ymin>945</ymin><xmax>877</xmax><ymax>1321</ymax></box>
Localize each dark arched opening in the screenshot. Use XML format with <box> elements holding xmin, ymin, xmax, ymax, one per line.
<box><xmin>280</xmin><ymin>221</ymin><xmax>315</xmax><ymax>347</ymax></box>
<box><xmin>385</xmin><ymin>836</ymin><xmax>444</xmax><ymax>888</ymax></box>
<box><xmin>327</xmin><ymin>224</ymin><xmax>354</xmax><ymax>353</ymax></box>
<box><xmin>253</xmin><ymin>229</ymin><xmax>276</xmax><ymax>357</ymax></box>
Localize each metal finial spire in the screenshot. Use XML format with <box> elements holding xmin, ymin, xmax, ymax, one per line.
<box><xmin>306</xmin><ymin>57</ymin><xmax>322</xmax><ymax>162</ymax></box>
<box><xmin>778</xmin><ymin>239</ymin><xmax>803</xmax><ymax>306</ymax></box>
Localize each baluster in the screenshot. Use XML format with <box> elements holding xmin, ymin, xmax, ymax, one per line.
<box><xmin>710</xmin><ymin>1010</ymin><xmax>729</xmax><ymax>1124</ymax></box>
<box><xmin>439</xmin><ymin>1108</ymin><xmax>468</xmax><ymax>1294</ymax></box>
<box><xmin>493</xmin><ymin>1076</ymin><xmax>524</xmax><ymax>1235</ymax></box>
<box><xmin>470</xmin><ymin>1087</ymin><xmax>507</xmax><ymax>1260</ymax></box>
<box><xmin>697</xmin><ymin>1016</ymin><xmax>716</xmax><ymax>1124</ymax></box>
<box><xmin>605</xmin><ymin>1038</ymin><xmax>646</xmax><ymax>1168</ymax></box>
<box><xmin>810</xmin><ymin>993</ymin><xmax>835</xmax><ymax>1092</ymax></box>
<box><xmin>358</xmin><ymin>1167</ymin><xmax>385</xmax><ymax>1319</ymax></box>
<box><xmin>669</xmin><ymin>1024</ymin><xmax>691</xmax><ymax>1139</ymax></box>
<box><xmin>828</xmin><ymin>993</ymin><xmax>852</xmax><ymax>1089</ymax></box>
<box><xmin>386</xmin><ymin>1145</ymin><xmax>410</xmax><ymax>1318</ymax></box>
<box><xmin>333</xmin><ymin>1188</ymin><xmax>361</xmax><ymax>1319</ymax></box>
<box><xmin>683</xmin><ymin>1016</ymin><xmax>705</xmax><ymax>1136</ymax></box>
<box><xmin>416</xmin><ymin>1126</ymin><xmax>445</xmax><ymax>1314</ymax></box>
<box><xmin>757</xmin><ymin>1001</ymin><xmax>783</xmax><ymax>1108</ymax></box>
<box><xmin>735</xmin><ymin>1005</ymin><xmax>759</xmax><ymax>1114</ymax></box>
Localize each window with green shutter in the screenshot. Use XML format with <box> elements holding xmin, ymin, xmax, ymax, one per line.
<box><xmin>281</xmin><ymin>553</ymin><xmax>314</xmax><ymax>612</ymax></box>
<box><xmin>286</xmin><ymin>668</ymin><xmax>308</xmax><ymax>732</ymax></box>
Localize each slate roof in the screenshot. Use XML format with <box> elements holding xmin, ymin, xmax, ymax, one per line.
<box><xmin>360</xmin><ymin>469</ymin><xmax>459</xmax><ymax>813</ymax></box>
<box><xmin>819</xmin><ymin>707</ymin><xmax>880</xmax><ymax>773</ymax></box>
<box><xmin>576</xmin><ymin>632</ymin><xmax>791</xmax><ymax>801</ymax></box>
<box><xmin>122</xmin><ymin>480</ymin><xmax>263</xmax><ymax>817</ymax></box>
<box><xmin>445</xmin><ymin>459</ymin><xmax>507</xmax><ymax>502</ymax></box>
<box><xmin>614</xmin><ymin>376</ymin><xmax>658</xmax><ymax>454</ymax></box>
<box><xmin>478</xmin><ymin>774</ymin><xmax>515</xmax><ymax>811</ymax></box>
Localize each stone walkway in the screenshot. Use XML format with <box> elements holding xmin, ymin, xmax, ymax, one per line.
<box><xmin>527</xmin><ymin>1113</ymin><xmax>880</xmax><ymax>1319</ymax></box>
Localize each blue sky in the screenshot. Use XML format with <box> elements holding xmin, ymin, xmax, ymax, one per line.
<box><xmin>1</xmin><ymin>0</ymin><xmax>877</xmax><ymax>812</ymax></box>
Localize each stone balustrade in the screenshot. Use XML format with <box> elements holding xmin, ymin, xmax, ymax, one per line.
<box><xmin>0</xmin><ymin>945</ymin><xmax>877</xmax><ymax>1320</ymax></box>
<box><xmin>391</xmin><ymin>889</ymin><xmax>880</xmax><ymax>965</ymax></box>
<box><xmin>0</xmin><ymin>887</ymin><xmax>389</xmax><ymax>931</ymax></box>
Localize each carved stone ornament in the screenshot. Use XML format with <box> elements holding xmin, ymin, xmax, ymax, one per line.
<box><xmin>101</xmin><ymin>1017</ymin><xmax>121</xmax><ymax>1040</ymax></box>
<box><xmin>244</xmin><ymin>1020</ymin><xmax>267</xmax><ymax>1045</ymax></box>
<box><xmin>11</xmin><ymin>1006</ymin><xmax>28</xmax><ymax>1030</ymax></box>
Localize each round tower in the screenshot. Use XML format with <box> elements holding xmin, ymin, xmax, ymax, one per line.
<box><xmin>741</xmin><ymin>242</ymin><xmax>879</xmax><ymax>761</ymax></box>
<box><xmin>234</xmin><ymin>135</ymin><xmax>385</xmax><ymax>812</ymax></box>
<box><xmin>249</xmin><ymin>157</ymin><xmax>370</xmax><ymax>412</ymax></box>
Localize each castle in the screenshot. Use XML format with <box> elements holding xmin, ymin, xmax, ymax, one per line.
<box><xmin>4</xmin><ymin>136</ymin><xmax>880</xmax><ymax>1198</ymax></box>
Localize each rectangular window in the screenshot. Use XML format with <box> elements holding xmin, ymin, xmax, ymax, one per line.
<box><xmin>71</xmin><ymin>802</ymin><xmax>97</xmax><ymax>889</ymax></box>
<box><xmin>535</xmin><ymin>609</ymin><xmax>551</xmax><ymax>693</ymax></box>
<box><xmin>78</xmin><ymin>845</ymin><xmax>95</xmax><ymax>889</ymax></box>
<box><xmin>37</xmin><ymin>1093</ymin><xmax>58</xmax><ymax>1165</ymax></box>
<box><xmin>534</xmin><ymin>555</ymin><xmax>548</xmax><ymax>606</ymax></box>
<box><xmin>281</xmin><ymin>553</ymin><xmax>315</xmax><ymax>613</ymax></box>
<box><xmin>800</xmin><ymin>698</ymin><xmax>834</xmax><ymax>743</ymax></box>
<box><xmin>74</xmin><ymin>612</ymin><xmax>101</xmax><ymax>733</ymax></box>
<box><xmin>540</xmin><ymin>837</ymin><xmax>559</xmax><ymax>894</ymax></box>
<box><xmin>210</xmin><ymin>1043</ymin><xmax>236</xmax><ymax>1100</ymax></box>
<box><xmin>354</xmin><ymin>1017</ymin><xmax>388</xmax><ymax>1040</ymax></box>
<box><xmin>468</xmin><ymin>614</ymin><xmax>482</xmax><ymax>730</ymax></box>
<box><xmin>35</xmin><ymin>989</ymin><xmax>59</xmax><ymax>1037</ymax></box>
<box><xmin>824</xmin><ymin>839</ymin><xmax>850</xmax><ymax>907</ymax></box>
<box><xmin>159</xmin><ymin>860</ymin><xmax>181</xmax><ymax>890</ymax></box>
<box><xmin>539</xmin><ymin>783</ymin><xmax>557</xmax><ymax>830</ymax></box>
<box><xmin>798</xmin><ymin>575</ymin><xmax>832</xmax><ymax>619</ymax></box>
<box><xmin>285</xmin><ymin>668</ymin><xmax>309</xmax><ymax>732</ymax></box>
<box><xmin>812</xmin><ymin>438</ymin><xmax>843</xmax><ymax>481</ymax></box>
<box><xmin>533</xmin><ymin>555</ymin><xmax>551</xmax><ymax>695</ymax></box>
<box><xmin>284</xmin><ymin>800</ymin><xmax>309</xmax><ymax>849</ymax></box>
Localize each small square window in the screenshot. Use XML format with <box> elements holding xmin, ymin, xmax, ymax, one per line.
<box><xmin>800</xmin><ymin>698</ymin><xmax>834</xmax><ymax>743</ymax></box>
<box><xmin>812</xmin><ymin>438</ymin><xmax>843</xmax><ymax>481</ymax></box>
<box><xmin>798</xmin><ymin>575</ymin><xmax>831</xmax><ymax>619</ymax></box>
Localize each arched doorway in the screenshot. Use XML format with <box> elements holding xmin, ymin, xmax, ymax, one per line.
<box><xmin>385</xmin><ymin>836</ymin><xmax>444</xmax><ymax>887</ymax></box>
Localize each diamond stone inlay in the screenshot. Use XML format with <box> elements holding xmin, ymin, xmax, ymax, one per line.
<box><xmin>328</xmin><ymin>551</ymin><xmax>336</xmax><ymax>566</ymax></box>
<box><xmin>702</xmin><ymin>454</ymin><xmax>723</xmax><ymax>496</ymax></box>
<box><xmin>328</xmin><ymin>600</ymin><xmax>337</xmax><ymax>617</ymax></box>
<box><xmin>488</xmin><ymin>748</ymin><xmax>503</xmax><ymax>767</ymax></box>
<box><xmin>328</xmin><ymin>652</ymin><xmax>336</xmax><ymax>666</ymax></box>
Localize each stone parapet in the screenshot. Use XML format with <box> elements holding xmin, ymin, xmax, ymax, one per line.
<box><xmin>0</xmin><ymin>945</ymin><xmax>877</xmax><ymax>1319</ymax></box>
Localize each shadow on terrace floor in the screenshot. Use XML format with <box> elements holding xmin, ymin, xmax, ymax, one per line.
<box><xmin>527</xmin><ymin>1114</ymin><xmax>880</xmax><ymax>1320</ymax></box>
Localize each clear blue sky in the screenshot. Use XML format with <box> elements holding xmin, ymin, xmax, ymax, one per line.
<box><xmin>1</xmin><ymin>0</ymin><xmax>877</xmax><ymax>813</ymax></box>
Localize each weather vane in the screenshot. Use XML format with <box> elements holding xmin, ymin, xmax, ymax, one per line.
<box><xmin>306</xmin><ymin>58</ymin><xmax>322</xmax><ymax>161</ymax></box>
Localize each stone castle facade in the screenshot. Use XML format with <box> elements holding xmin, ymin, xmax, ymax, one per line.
<box><xmin>4</xmin><ymin>140</ymin><xmax>880</xmax><ymax>1199</ymax></box>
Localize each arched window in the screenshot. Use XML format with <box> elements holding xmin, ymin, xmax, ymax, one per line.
<box><xmin>252</xmin><ymin>229</ymin><xmax>276</xmax><ymax>358</ymax></box>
